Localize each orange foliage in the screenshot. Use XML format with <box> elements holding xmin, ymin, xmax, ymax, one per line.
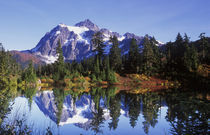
<box><xmin>99</xmin><ymin>81</ymin><xmax>108</xmax><ymax>85</ymax></box>
<box><xmin>41</xmin><ymin>79</ymin><xmax>47</xmax><ymax>83</ymax></box>
<box><xmin>84</xmin><ymin>77</ymin><xmax>91</xmax><ymax>81</ymax></box>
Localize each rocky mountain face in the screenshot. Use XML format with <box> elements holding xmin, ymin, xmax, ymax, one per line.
<box><xmin>23</xmin><ymin>19</ymin><xmax>164</xmax><ymax>64</ymax></box>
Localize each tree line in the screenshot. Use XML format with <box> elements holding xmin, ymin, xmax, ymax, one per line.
<box><xmin>38</xmin><ymin>32</ymin><xmax>210</xmax><ymax>85</ymax></box>
<box><xmin>0</xmin><ymin>32</ymin><xmax>209</xmax><ymax>87</ymax></box>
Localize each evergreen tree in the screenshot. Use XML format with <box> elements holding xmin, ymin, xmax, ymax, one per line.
<box><xmin>166</xmin><ymin>41</ymin><xmax>173</xmax><ymax>62</ymax></box>
<box><xmin>104</xmin><ymin>56</ymin><xmax>110</xmax><ymax>80</ymax></box>
<box><xmin>184</xmin><ymin>46</ymin><xmax>199</xmax><ymax>71</ymax></box>
<box><xmin>37</xmin><ymin>65</ymin><xmax>42</xmax><ymax>77</ymax></box>
<box><xmin>171</xmin><ymin>33</ymin><xmax>186</xmax><ymax>70</ymax></box>
<box><xmin>56</xmin><ymin>39</ymin><xmax>64</xmax><ymax>66</ymax></box>
<box><xmin>0</xmin><ymin>46</ymin><xmax>7</xmax><ymax>77</ymax></box>
<box><xmin>109</xmin><ymin>36</ymin><xmax>122</xmax><ymax>72</ymax></box>
<box><xmin>53</xmin><ymin>39</ymin><xmax>66</xmax><ymax>80</ymax></box>
<box><xmin>175</xmin><ymin>33</ymin><xmax>184</xmax><ymax>58</ymax></box>
<box><xmin>0</xmin><ymin>46</ymin><xmax>9</xmax><ymax>86</ymax></box>
<box><xmin>190</xmin><ymin>46</ymin><xmax>199</xmax><ymax>71</ymax></box>
<box><xmin>0</xmin><ymin>44</ymin><xmax>20</xmax><ymax>86</ymax></box>
<box><xmin>199</xmin><ymin>33</ymin><xmax>208</xmax><ymax>61</ymax></box>
<box><xmin>142</xmin><ymin>35</ymin><xmax>156</xmax><ymax>75</ymax></box>
<box><xmin>180</xmin><ymin>33</ymin><xmax>199</xmax><ymax>71</ymax></box>
<box><xmin>183</xmin><ymin>34</ymin><xmax>191</xmax><ymax>70</ymax></box>
<box><xmin>91</xmin><ymin>32</ymin><xmax>105</xmax><ymax>67</ymax></box>
<box><xmin>0</xmin><ymin>43</ymin><xmax>4</xmax><ymax>51</ymax></box>
<box><xmin>207</xmin><ymin>39</ymin><xmax>210</xmax><ymax>64</ymax></box>
<box><xmin>128</xmin><ymin>38</ymin><xmax>140</xmax><ymax>73</ymax></box>
<box><xmin>150</xmin><ymin>36</ymin><xmax>162</xmax><ymax>72</ymax></box>
<box><xmin>93</xmin><ymin>56</ymin><xmax>100</xmax><ymax>79</ymax></box>
<box><xmin>22</xmin><ymin>60</ymin><xmax>37</xmax><ymax>83</ymax></box>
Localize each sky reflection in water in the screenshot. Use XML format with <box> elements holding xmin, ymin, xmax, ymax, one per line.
<box><xmin>5</xmin><ymin>88</ymin><xmax>209</xmax><ymax>135</ymax></box>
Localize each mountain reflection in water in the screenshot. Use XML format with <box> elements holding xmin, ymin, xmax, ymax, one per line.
<box><xmin>5</xmin><ymin>87</ymin><xmax>210</xmax><ymax>135</ymax></box>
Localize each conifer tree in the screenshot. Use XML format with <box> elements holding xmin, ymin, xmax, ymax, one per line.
<box><xmin>0</xmin><ymin>46</ymin><xmax>7</xmax><ymax>77</ymax></box>
<box><xmin>184</xmin><ymin>46</ymin><xmax>199</xmax><ymax>71</ymax></box>
<box><xmin>91</xmin><ymin>32</ymin><xmax>105</xmax><ymax>67</ymax></box>
<box><xmin>102</xmin><ymin>55</ymin><xmax>116</xmax><ymax>82</ymax></box>
<box><xmin>128</xmin><ymin>38</ymin><xmax>140</xmax><ymax>73</ymax></box>
<box><xmin>103</xmin><ymin>56</ymin><xmax>110</xmax><ymax>81</ymax></box>
<box><xmin>166</xmin><ymin>41</ymin><xmax>173</xmax><ymax>62</ymax></box>
<box><xmin>0</xmin><ymin>43</ymin><xmax>4</xmax><ymax>52</ymax></box>
<box><xmin>150</xmin><ymin>36</ymin><xmax>162</xmax><ymax>72</ymax></box>
<box><xmin>199</xmin><ymin>33</ymin><xmax>208</xmax><ymax>61</ymax></box>
<box><xmin>142</xmin><ymin>35</ymin><xmax>156</xmax><ymax>75</ymax></box>
<box><xmin>56</xmin><ymin>39</ymin><xmax>64</xmax><ymax>66</ymax></box>
<box><xmin>175</xmin><ymin>33</ymin><xmax>184</xmax><ymax>58</ymax></box>
<box><xmin>109</xmin><ymin>35</ymin><xmax>121</xmax><ymax>72</ymax></box>
<box><xmin>53</xmin><ymin>39</ymin><xmax>66</xmax><ymax>80</ymax></box>
<box><xmin>22</xmin><ymin>60</ymin><xmax>37</xmax><ymax>83</ymax></box>
<box><xmin>183</xmin><ymin>34</ymin><xmax>191</xmax><ymax>70</ymax></box>
<box><xmin>93</xmin><ymin>56</ymin><xmax>100</xmax><ymax>78</ymax></box>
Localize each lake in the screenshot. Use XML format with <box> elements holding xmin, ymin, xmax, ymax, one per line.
<box><xmin>2</xmin><ymin>87</ymin><xmax>210</xmax><ymax>135</ymax></box>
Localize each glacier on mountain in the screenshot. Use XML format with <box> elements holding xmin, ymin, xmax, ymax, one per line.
<box><xmin>27</xmin><ymin>19</ymin><xmax>164</xmax><ymax>64</ymax></box>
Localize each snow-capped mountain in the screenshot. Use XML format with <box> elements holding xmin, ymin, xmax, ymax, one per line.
<box><xmin>25</xmin><ymin>19</ymin><xmax>164</xmax><ymax>64</ymax></box>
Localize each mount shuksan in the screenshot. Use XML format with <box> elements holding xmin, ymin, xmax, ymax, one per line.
<box><xmin>23</xmin><ymin>19</ymin><xmax>164</xmax><ymax>64</ymax></box>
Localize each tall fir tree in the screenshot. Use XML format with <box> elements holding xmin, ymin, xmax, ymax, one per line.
<box><xmin>184</xmin><ymin>46</ymin><xmax>199</xmax><ymax>71</ymax></box>
<box><xmin>53</xmin><ymin>39</ymin><xmax>66</xmax><ymax>80</ymax></box>
<box><xmin>150</xmin><ymin>36</ymin><xmax>162</xmax><ymax>72</ymax></box>
<box><xmin>91</xmin><ymin>32</ymin><xmax>105</xmax><ymax>67</ymax></box>
<box><xmin>109</xmin><ymin>35</ymin><xmax>122</xmax><ymax>72</ymax></box>
<box><xmin>173</xmin><ymin>33</ymin><xmax>185</xmax><ymax>68</ymax></box>
<box><xmin>104</xmin><ymin>56</ymin><xmax>110</xmax><ymax>81</ymax></box>
<box><xmin>142</xmin><ymin>35</ymin><xmax>156</xmax><ymax>75</ymax></box>
<box><xmin>128</xmin><ymin>38</ymin><xmax>140</xmax><ymax>73</ymax></box>
<box><xmin>199</xmin><ymin>33</ymin><xmax>208</xmax><ymax>61</ymax></box>
<box><xmin>0</xmin><ymin>47</ymin><xmax>7</xmax><ymax>77</ymax></box>
<box><xmin>93</xmin><ymin>55</ymin><xmax>100</xmax><ymax>78</ymax></box>
<box><xmin>175</xmin><ymin>32</ymin><xmax>184</xmax><ymax>57</ymax></box>
<box><xmin>56</xmin><ymin>39</ymin><xmax>64</xmax><ymax>66</ymax></box>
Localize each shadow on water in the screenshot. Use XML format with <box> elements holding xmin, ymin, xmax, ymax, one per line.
<box><xmin>0</xmin><ymin>85</ymin><xmax>209</xmax><ymax>135</ymax></box>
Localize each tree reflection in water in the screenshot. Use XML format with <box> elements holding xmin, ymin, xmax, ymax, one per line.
<box><xmin>165</xmin><ymin>90</ymin><xmax>209</xmax><ymax>135</ymax></box>
<box><xmin>108</xmin><ymin>94</ymin><xmax>121</xmax><ymax>130</ymax></box>
<box><xmin>0</xmin><ymin>85</ymin><xmax>209</xmax><ymax>135</ymax></box>
<box><xmin>90</xmin><ymin>107</ymin><xmax>105</xmax><ymax>135</ymax></box>
<box><xmin>141</xmin><ymin>92</ymin><xmax>160</xmax><ymax>134</ymax></box>
<box><xmin>53</xmin><ymin>88</ymin><xmax>65</xmax><ymax>125</ymax></box>
<box><xmin>126</xmin><ymin>94</ymin><xmax>141</xmax><ymax>128</ymax></box>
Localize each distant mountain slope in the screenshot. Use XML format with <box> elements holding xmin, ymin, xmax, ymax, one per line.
<box><xmin>10</xmin><ymin>51</ymin><xmax>44</xmax><ymax>68</ymax></box>
<box><xmin>23</xmin><ymin>19</ymin><xmax>164</xmax><ymax>64</ymax></box>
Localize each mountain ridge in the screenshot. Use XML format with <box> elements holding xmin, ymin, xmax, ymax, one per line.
<box><xmin>20</xmin><ymin>19</ymin><xmax>164</xmax><ymax>64</ymax></box>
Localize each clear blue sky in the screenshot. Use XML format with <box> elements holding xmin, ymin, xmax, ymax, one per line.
<box><xmin>0</xmin><ymin>0</ymin><xmax>210</xmax><ymax>50</ymax></box>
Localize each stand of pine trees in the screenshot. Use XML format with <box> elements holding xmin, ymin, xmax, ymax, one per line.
<box><xmin>0</xmin><ymin>32</ymin><xmax>209</xmax><ymax>88</ymax></box>
<box><xmin>37</xmin><ymin>32</ymin><xmax>210</xmax><ymax>87</ymax></box>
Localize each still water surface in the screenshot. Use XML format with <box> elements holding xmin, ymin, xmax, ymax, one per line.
<box><xmin>5</xmin><ymin>88</ymin><xmax>210</xmax><ymax>135</ymax></box>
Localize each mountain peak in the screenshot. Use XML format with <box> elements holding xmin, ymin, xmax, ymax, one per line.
<box><xmin>58</xmin><ymin>23</ymin><xmax>69</xmax><ymax>28</ymax></box>
<box><xmin>28</xmin><ymin>20</ymin><xmax>164</xmax><ymax>64</ymax></box>
<box><xmin>75</xmin><ymin>19</ymin><xmax>99</xmax><ymax>31</ymax></box>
